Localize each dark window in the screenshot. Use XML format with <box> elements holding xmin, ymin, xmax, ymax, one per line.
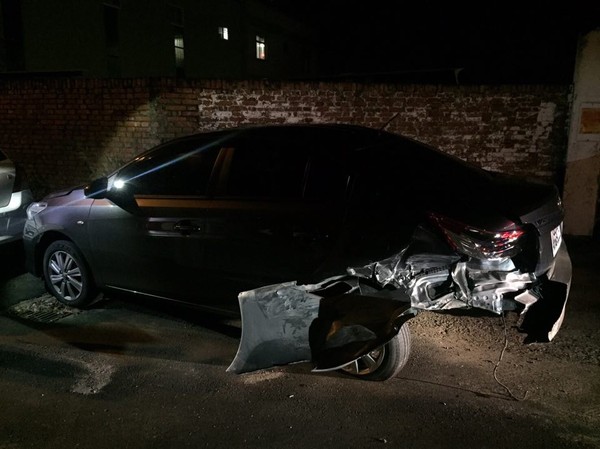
<box><xmin>1</xmin><ymin>0</ymin><xmax>25</xmax><ymax>71</ymax></box>
<box><xmin>168</xmin><ymin>4</ymin><xmax>184</xmax><ymax>26</ymax></box>
<box><xmin>103</xmin><ymin>3</ymin><xmax>120</xmax><ymax>75</ymax></box>
<box><xmin>103</xmin><ymin>4</ymin><xmax>119</xmax><ymax>49</ymax></box>
<box><xmin>117</xmin><ymin>139</ymin><xmax>220</xmax><ymax>196</ymax></box>
<box><xmin>224</xmin><ymin>140</ymin><xmax>308</xmax><ymax>199</ymax></box>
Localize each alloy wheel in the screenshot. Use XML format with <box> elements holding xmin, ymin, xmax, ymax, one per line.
<box><xmin>341</xmin><ymin>346</ymin><xmax>386</xmax><ymax>376</ymax></box>
<box><xmin>48</xmin><ymin>250</ymin><xmax>83</xmax><ymax>301</ymax></box>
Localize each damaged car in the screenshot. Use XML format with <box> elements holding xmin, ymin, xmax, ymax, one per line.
<box><xmin>23</xmin><ymin>124</ymin><xmax>571</xmax><ymax>381</ymax></box>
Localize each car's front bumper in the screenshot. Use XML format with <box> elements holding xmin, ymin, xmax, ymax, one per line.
<box><xmin>0</xmin><ymin>190</ymin><xmax>33</xmax><ymax>244</ymax></box>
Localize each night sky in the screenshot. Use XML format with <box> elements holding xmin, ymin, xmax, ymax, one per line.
<box><xmin>266</xmin><ymin>0</ymin><xmax>599</xmax><ymax>84</ymax></box>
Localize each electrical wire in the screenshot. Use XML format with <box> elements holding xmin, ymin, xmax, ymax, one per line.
<box><xmin>493</xmin><ymin>312</ymin><xmax>529</xmax><ymax>401</ymax></box>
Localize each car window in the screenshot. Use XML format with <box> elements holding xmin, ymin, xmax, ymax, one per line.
<box><xmin>117</xmin><ymin>138</ymin><xmax>220</xmax><ymax>196</ymax></box>
<box><xmin>223</xmin><ymin>138</ymin><xmax>309</xmax><ymax>199</ymax></box>
<box><xmin>351</xmin><ymin>138</ymin><xmax>492</xmax><ymax>207</ymax></box>
<box><xmin>304</xmin><ymin>151</ymin><xmax>350</xmax><ymax>201</ymax></box>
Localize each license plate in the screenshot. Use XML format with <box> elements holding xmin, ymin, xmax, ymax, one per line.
<box><xmin>550</xmin><ymin>223</ymin><xmax>562</xmax><ymax>257</ymax></box>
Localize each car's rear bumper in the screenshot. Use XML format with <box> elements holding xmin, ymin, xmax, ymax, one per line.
<box><xmin>519</xmin><ymin>240</ymin><xmax>572</xmax><ymax>342</ymax></box>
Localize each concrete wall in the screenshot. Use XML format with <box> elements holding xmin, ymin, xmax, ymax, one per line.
<box><xmin>0</xmin><ymin>78</ymin><xmax>570</xmax><ymax>200</ymax></box>
<box><xmin>563</xmin><ymin>29</ymin><xmax>600</xmax><ymax>236</ymax></box>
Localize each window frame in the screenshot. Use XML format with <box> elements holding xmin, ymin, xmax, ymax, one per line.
<box><xmin>114</xmin><ymin>138</ymin><xmax>225</xmax><ymax>198</ymax></box>
<box><xmin>218</xmin><ymin>26</ymin><xmax>229</xmax><ymax>40</ymax></box>
<box><xmin>255</xmin><ymin>35</ymin><xmax>266</xmax><ymax>60</ymax></box>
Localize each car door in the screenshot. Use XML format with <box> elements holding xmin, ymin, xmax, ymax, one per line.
<box><xmin>199</xmin><ymin>132</ymin><xmax>349</xmax><ymax>299</ymax></box>
<box><xmin>86</xmin><ymin>136</ymin><xmax>224</xmax><ymax>308</ymax></box>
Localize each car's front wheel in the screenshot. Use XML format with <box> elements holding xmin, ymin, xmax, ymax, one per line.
<box><xmin>43</xmin><ymin>240</ymin><xmax>97</xmax><ymax>308</ymax></box>
<box><xmin>340</xmin><ymin>322</ymin><xmax>411</xmax><ymax>381</ymax></box>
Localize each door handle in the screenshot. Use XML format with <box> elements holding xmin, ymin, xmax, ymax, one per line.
<box><xmin>173</xmin><ymin>220</ymin><xmax>201</xmax><ymax>235</ymax></box>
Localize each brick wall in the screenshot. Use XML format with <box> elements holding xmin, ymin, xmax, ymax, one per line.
<box><xmin>0</xmin><ymin>78</ymin><xmax>570</xmax><ymax>198</ymax></box>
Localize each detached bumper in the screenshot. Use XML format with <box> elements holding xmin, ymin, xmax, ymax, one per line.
<box><xmin>227</xmin><ymin>278</ymin><xmax>416</xmax><ymax>375</ymax></box>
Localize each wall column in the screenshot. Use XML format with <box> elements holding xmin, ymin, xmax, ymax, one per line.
<box><xmin>563</xmin><ymin>29</ymin><xmax>600</xmax><ymax>236</ymax></box>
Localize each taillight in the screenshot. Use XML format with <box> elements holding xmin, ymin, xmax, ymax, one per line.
<box><xmin>428</xmin><ymin>212</ymin><xmax>525</xmax><ymax>260</ymax></box>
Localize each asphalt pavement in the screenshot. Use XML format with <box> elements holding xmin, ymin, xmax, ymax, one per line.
<box><xmin>1</xmin><ymin>237</ymin><xmax>599</xmax><ymax>449</ymax></box>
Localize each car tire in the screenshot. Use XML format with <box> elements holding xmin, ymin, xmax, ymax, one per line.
<box><xmin>340</xmin><ymin>322</ymin><xmax>411</xmax><ymax>381</ymax></box>
<box><xmin>43</xmin><ymin>240</ymin><xmax>97</xmax><ymax>308</ymax></box>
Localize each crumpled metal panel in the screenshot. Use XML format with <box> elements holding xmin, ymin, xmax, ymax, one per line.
<box><xmin>228</xmin><ymin>233</ymin><xmax>572</xmax><ymax>374</ymax></box>
<box><xmin>348</xmin><ymin>252</ymin><xmax>536</xmax><ymax>314</ymax></box>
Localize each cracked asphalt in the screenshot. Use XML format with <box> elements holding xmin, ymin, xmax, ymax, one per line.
<box><xmin>1</xmin><ymin>237</ymin><xmax>599</xmax><ymax>449</ymax></box>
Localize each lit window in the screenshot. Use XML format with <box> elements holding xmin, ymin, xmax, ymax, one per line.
<box><xmin>256</xmin><ymin>35</ymin><xmax>266</xmax><ymax>60</ymax></box>
<box><xmin>174</xmin><ymin>31</ymin><xmax>184</xmax><ymax>73</ymax></box>
<box><xmin>218</xmin><ymin>26</ymin><xmax>229</xmax><ymax>40</ymax></box>
<box><xmin>168</xmin><ymin>4</ymin><xmax>184</xmax><ymax>76</ymax></box>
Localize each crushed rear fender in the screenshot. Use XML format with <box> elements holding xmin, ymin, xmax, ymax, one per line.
<box><xmin>228</xmin><ymin>227</ymin><xmax>572</xmax><ymax>375</ymax></box>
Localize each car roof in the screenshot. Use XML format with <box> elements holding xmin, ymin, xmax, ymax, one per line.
<box><xmin>163</xmin><ymin>124</ymin><xmax>397</xmax><ymax>151</ymax></box>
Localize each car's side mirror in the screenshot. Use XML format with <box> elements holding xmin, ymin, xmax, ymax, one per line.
<box><xmin>84</xmin><ymin>177</ymin><xmax>109</xmax><ymax>199</ymax></box>
<box><xmin>85</xmin><ymin>176</ymin><xmax>140</xmax><ymax>213</ymax></box>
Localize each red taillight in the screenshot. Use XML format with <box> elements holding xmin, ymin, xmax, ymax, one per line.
<box><xmin>428</xmin><ymin>212</ymin><xmax>525</xmax><ymax>260</ymax></box>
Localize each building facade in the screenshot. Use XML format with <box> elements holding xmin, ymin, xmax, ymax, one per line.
<box><xmin>0</xmin><ymin>0</ymin><xmax>317</xmax><ymax>79</ymax></box>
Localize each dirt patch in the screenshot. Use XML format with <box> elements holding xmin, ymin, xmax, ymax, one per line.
<box><xmin>406</xmin><ymin>296</ymin><xmax>600</xmax><ymax>442</ymax></box>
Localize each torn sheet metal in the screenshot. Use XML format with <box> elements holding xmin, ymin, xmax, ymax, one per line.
<box><xmin>348</xmin><ymin>253</ymin><xmax>535</xmax><ymax>314</ymax></box>
<box><xmin>228</xmin><ymin>231</ymin><xmax>571</xmax><ymax>375</ymax></box>
<box><xmin>347</xmin><ymin>239</ymin><xmax>572</xmax><ymax>342</ymax></box>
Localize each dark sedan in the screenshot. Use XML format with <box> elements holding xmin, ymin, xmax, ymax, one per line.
<box><xmin>23</xmin><ymin>125</ymin><xmax>571</xmax><ymax>380</ymax></box>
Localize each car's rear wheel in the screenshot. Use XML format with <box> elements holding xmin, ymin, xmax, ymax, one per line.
<box><xmin>340</xmin><ymin>322</ymin><xmax>411</xmax><ymax>381</ymax></box>
<box><xmin>43</xmin><ymin>240</ymin><xmax>97</xmax><ymax>308</ymax></box>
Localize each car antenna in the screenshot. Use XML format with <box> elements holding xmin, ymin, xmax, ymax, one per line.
<box><xmin>380</xmin><ymin>112</ymin><xmax>400</xmax><ymax>131</ymax></box>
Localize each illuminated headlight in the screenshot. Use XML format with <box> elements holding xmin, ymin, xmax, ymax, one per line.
<box><xmin>26</xmin><ymin>202</ymin><xmax>47</xmax><ymax>219</ymax></box>
<box><xmin>113</xmin><ymin>179</ymin><xmax>125</xmax><ymax>189</ymax></box>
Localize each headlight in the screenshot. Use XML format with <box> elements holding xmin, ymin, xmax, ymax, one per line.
<box><xmin>26</xmin><ymin>202</ymin><xmax>47</xmax><ymax>220</ymax></box>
